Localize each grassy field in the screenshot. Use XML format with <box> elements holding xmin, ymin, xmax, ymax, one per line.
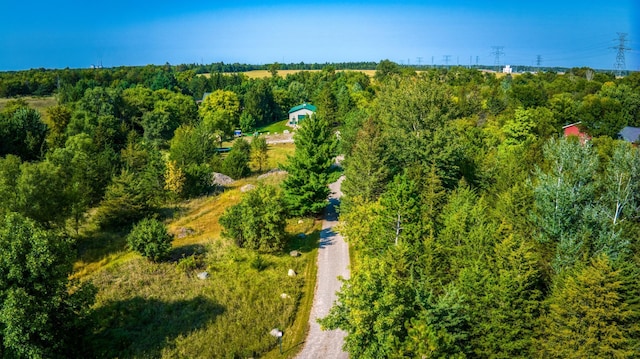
<box><xmin>0</xmin><ymin>95</ymin><xmax>57</xmax><ymax>121</ymax></box>
<box><xmin>75</xmin><ymin>143</ymin><xmax>317</xmax><ymax>358</ymax></box>
<box><xmin>257</xmin><ymin>119</ymin><xmax>292</xmax><ymax>134</ymax></box>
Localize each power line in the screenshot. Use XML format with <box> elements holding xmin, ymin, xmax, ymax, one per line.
<box><xmin>611</xmin><ymin>32</ymin><xmax>631</xmax><ymax>76</ymax></box>
<box><xmin>491</xmin><ymin>46</ymin><xmax>505</xmax><ymax>71</ymax></box>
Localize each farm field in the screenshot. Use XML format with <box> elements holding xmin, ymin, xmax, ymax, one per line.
<box><xmin>202</xmin><ymin>69</ymin><xmax>377</xmax><ymax>79</ymax></box>
<box><xmin>0</xmin><ymin>95</ymin><xmax>57</xmax><ymax>121</ymax></box>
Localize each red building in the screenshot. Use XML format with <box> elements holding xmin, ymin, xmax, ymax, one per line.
<box><xmin>562</xmin><ymin>122</ymin><xmax>591</xmax><ymax>143</ymax></box>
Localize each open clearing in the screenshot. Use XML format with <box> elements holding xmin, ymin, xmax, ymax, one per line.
<box><xmin>75</xmin><ymin>143</ymin><xmax>316</xmax><ymax>358</ymax></box>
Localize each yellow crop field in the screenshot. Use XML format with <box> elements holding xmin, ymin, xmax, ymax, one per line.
<box><xmin>201</xmin><ymin>69</ymin><xmax>376</xmax><ymax>79</ymax></box>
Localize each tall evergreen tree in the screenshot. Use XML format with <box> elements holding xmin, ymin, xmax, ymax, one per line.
<box><xmin>341</xmin><ymin>118</ymin><xmax>389</xmax><ymax>213</ymax></box>
<box><xmin>281</xmin><ymin>114</ymin><xmax>336</xmax><ymax>216</ymax></box>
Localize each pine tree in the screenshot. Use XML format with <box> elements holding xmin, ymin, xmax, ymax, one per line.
<box><xmin>536</xmin><ymin>255</ymin><xmax>637</xmax><ymax>358</ymax></box>
<box><xmin>533</xmin><ymin>137</ymin><xmax>598</xmax><ymax>271</ymax></box>
<box><xmin>281</xmin><ymin>114</ymin><xmax>336</xmax><ymax>216</ymax></box>
<box><xmin>341</xmin><ymin>118</ymin><xmax>389</xmax><ymax>213</ymax></box>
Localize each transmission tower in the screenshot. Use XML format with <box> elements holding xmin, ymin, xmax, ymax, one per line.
<box><xmin>417</xmin><ymin>57</ymin><xmax>423</xmax><ymax>66</ymax></box>
<box><xmin>611</xmin><ymin>32</ymin><xmax>631</xmax><ymax>77</ymax></box>
<box><xmin>536</xmin><ymin>55</ymin><xmax>542</xmax><ymax>67</ymax></box>
<box><xmin>443</xmin><ymin>55</ymin><xmax>451</xmax><ymax>68</ymax></box>
<box><xmin>491</xmin><ymin>46</ymin><xmax>505</xmax><ymax>71</ymax></box>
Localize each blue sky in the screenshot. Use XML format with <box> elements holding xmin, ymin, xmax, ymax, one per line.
<box><xmin>1</xmin><ymin>1</ymin><xmax>638</xmax><ymax>71</ymax></box>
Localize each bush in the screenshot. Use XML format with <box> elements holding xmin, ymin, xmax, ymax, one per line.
<box><xmin>220</xmin><ymin>138</ymin><xmax>251</xmax><ymax>179</ymax></box>
<box><xmin>219</xmin><ymin>185</ymin><xmax>287</xmax><ymax>253</ymax></box>
<box><xmin>126</xmin><ymin>218</ymin><xmax>173</xmax><ymax>262</ymax></box>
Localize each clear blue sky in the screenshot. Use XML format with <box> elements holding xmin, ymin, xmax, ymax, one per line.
<box><xmin>1</xmin><ymin>0</ymin><xmax>638</xmax><ymax>71</ymax></box>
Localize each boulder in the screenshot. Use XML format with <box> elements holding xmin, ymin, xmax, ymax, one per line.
<box><xmin>287</xmin><ymin>269</ymin><xmax>297</xmax><ymax>277</ymax></box>
<box><xmin>211</xmin><ymin>172</ymin><xmax>234</xmax><ymax>187</ymax></box>
<box><xmin>197</xmin><ymin>271</ymin><xmax>209</xmax><ymax>280</ymax></box>
<box><xmin>289</xmin><ymin>250</ymin><xmax>301</xmax><ymax>257</ymax></box>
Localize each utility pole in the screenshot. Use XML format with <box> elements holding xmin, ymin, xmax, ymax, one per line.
<box><xmin>491</xmin><ymin>46</ymin><xmax>505</xmax><ymax>72</ymax></box>
<box><xmin>611</xmin><ymin>32</ymin><xmax>631</xmax><ymax>77</ymax></box>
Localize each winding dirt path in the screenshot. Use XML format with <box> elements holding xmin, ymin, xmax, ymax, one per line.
<box><xmin>295</xmin><ymin>175</ymin><xmax>350</xmax><ymax>359</ymax></box>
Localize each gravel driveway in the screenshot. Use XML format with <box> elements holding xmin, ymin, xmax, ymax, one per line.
<box><xmin>295</xmin><ymin>175</ymin><xmax>350</xmax><ymax>359</ymax></box>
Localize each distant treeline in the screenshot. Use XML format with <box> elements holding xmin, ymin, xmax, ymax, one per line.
<box><xmin>0</xmin><ymin>62</ymin><xmax>376</xmax><ymax>98</ymax></box>
<box><xmin>2</xmin><ymin>60</ymin><xmax>625</xmax><ymax>98</ymax></box>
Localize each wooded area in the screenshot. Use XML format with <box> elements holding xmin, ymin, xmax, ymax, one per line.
<box><xmin>0</xmin><ymin>61</ymin><xmax>639</xmax><ymax>357</ymax></box>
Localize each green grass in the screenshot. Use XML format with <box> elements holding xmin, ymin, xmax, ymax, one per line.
<box><xmin>257</xmin><ymin>119</ymin><xmax>291</xmax><ymax>134</ymax></box>
<box><xmin>264</xmin><ymin>142</ymin><xmax>295</xmax><ymax>170</ymax></box>
<box><xmin>75</xmin><ymin>142</ymin><xmax>320</xmax><ymax>358</ymax></box>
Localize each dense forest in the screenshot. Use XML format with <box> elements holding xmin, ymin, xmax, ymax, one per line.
<box><xmin>321</xmin><ymin>64</ymin><xmax>640</xmax><ymax>357</ymax></box>
<box><xmin>0</xmin><ymin>60</ymin><xmax>639</xmax><ymax>357</ymax></box>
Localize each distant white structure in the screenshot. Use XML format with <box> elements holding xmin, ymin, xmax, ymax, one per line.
<box><xmin>502</xmin><ymin>65</ymin><xmax>513</xmax><ymax>74</ymax></box>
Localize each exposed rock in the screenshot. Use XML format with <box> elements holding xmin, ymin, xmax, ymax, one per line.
<box><xmin>280</xmin><ymin>293</ymin><xmax>290</xmax><ymax>299</ymax></box>
<box><xmin>240</xmin><ymin>184</ymin><xmax>256</xmax><ymax>192</ymax></box>
<box><xmin>212</xmin><ymin>172</ymin><xmax>234</xmax><ymax>187</ymax></box>
<box><xmin>297</xmin><ymin>219</ymin><xmax>304</xmax><ymax>224</ymax></box>
<box><xmin>197</xmin><ymin>271</ymin><xmax>209</xmax><ymax>280</ymax></box>
<box><xmin>176</xmin><ymin>227</ymin><xmax>196</xmax><ymax>239</ymax></box>
<box><xmin>289</xmin><ymin>250</ymin><xmax>301</xmax><ymax>257</ymax></box>
<box><xmin>288</xmin><ymin>269</ymin><xmax>297</xmax><ymax>277</ymax></box>
<box><xmin>257</xmin><ymin>169</ymin><xmax>287</xmax><ymax>179</ymax></box>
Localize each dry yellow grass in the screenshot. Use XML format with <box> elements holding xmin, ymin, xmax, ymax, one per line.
<box><xmin>0</xmin><ymin>95</ymin><xmax>57</xmax><ymax>121</ymax></box>
<box><xmin>201</xmin><ymin>69</ymin><xmax>376</xmax><ymax>79</ymax></box>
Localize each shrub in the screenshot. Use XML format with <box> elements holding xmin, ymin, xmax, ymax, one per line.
<box><xmin>126</xmin><ymin>218</ymin><xmax>173</xmax><ymax>262</ymax></box>
<box><xmin>219</xmin><ymin>185</ymin><xmax>287</xmax><ymax>253</ymax></box>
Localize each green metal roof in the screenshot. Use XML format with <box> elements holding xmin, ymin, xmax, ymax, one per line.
<box><xmin>288</xmin><ymin>103</ymin><xmax>317</xmax><ymax>113</ymax></box>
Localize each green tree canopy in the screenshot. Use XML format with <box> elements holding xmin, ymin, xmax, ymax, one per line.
<box><xmin>0</xmin><ymin>212</ymin><xmax>95</xmax><ymax>358</ymax></box>
<box><xmin>198</xmin><ymin>89</ymin><xmax>241</xmax><ymax>139</ymax></box>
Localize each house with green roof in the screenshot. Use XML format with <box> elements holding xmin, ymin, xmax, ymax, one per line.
<box><xmin>288</xmin><ymin>103</ymin><xmax>317</xmax><ymax>127</ymax></box>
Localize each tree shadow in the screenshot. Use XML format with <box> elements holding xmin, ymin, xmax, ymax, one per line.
<box><xmin>89</xmin><ymin>296</ymin><xmax>224</xmax><ymax>358</ymax></box>
<box><xmin>156</xmin><ymin>203</ymin><xmax>188</xmax><ymax>221</ymax></box>
<box><xmin>285</xmin><ymin>229</ymin><xmax>320</xmax><ymax>254</ymax></box>
<box><xmin>319</xmin><ymin>227</ymin><xmax>343</xmax><ymax>248</ymax></box>
<box><xmin>169</xmin><ymin>243</ymin><xmax>207</xmax><ymax>262</ymax></box>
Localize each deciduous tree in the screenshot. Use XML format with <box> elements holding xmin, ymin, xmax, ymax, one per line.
<box><xmin>0</xmin><ymin>212</ymin><xmax>95</xmax><ymax>358</ymax></box>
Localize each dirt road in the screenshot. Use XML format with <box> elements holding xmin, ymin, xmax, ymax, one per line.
<box><xmin>295</xmin><ymin>175</ymin><xmax>350</xmax><ymax>359</ymax></box>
